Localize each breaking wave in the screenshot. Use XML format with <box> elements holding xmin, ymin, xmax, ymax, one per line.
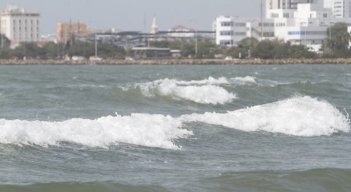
<box><xmin>0</xmin><ymin>96</ymin><xmax>348</xmax><ymax>149</ymax></box>
<box><xmin>0</xmin><ymin>114</ymin><xmax>192</xmax><ymax>150</ymax></box>
<box><xmin>121</xmin><ymin>76</ymin><xmax>260</xmax><ymax>104</ymax></box>
<box><xmin>133</xmin><ymin>77</ymin><xmax>236</xmax><ymax>105</ymax></box>
<box><xmin>181</xmin><ymin>96</ymin><xmax>350</xmax><ymax>137</ymax></box>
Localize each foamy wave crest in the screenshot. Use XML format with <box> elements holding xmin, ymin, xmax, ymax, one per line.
<box><xmin>230</xmin><ymin>76</ymin><xmax>257</xmax><ymax>85</ymax></box>
<box><xmin>0</xmin><ymin>114</ymin><xmax>192</xmax><ymax>149</ymax></box>
<box><xmin>136</xmin><ymin>77</ymin><xmax>236</xmax><ymax>105</ymax></box>
<box><xmin>181</xmin><ymin>96</ymin><xmax>350</xmax><ymax>136</ymax></box>
<box><xmin>169</xmin><ymin>76</ymin><xmax>230</xmax><ymax>85</ymax></box>
<box><xmin>0</xmin><ymin>97</ymin><xmax>348</xmax><ymax>149</ymax></box>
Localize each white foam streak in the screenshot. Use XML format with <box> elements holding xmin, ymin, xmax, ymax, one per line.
<box><xmin>230</xmin><ymin>76</ymin><xmax>257</xmax><ymax>84</ymax></box>
<box><xmin>181</xmin><ymin>96</ymin><xmax>350</xmax><ymax>137</ymax></box>
<box><xmin>172</xmin><ymin>76</ymin><xmax>230</xmax><ymax>85</ymax></box>
<box><xmin>137</xmin><ymin>77</ymin><xmax>236</xmax><ymax>105</ymax></box>
<box><xmin>0</xmin><ymin>114</ymin><xmax>192</xmax><ymax>150</ymax></box>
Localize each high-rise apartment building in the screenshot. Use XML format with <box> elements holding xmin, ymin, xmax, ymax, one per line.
<box><xmin>324</xmin><ymin>0</ymin><xmax>350</xmax><ymax>18</ymax></box>
<box><xmin>266</xmin><ymin>0</ymin><xmax>315</xmax><ymax>10</ymax></box>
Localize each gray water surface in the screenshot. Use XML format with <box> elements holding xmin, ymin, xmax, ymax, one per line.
<box><xmin>0</xmin><ymin>64</ymin><xmax>350</xmax><ymax>192</ymax></box>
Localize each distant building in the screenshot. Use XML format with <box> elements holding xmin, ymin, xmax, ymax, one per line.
<box><xmin>0</xmin><ymin>5</ymin><xmax>40</xmax><ymax>46</ymax></box>
<box><xmin>167</xmin><ymin>25</ymin><xmax>196</xmax><ymax>38</ymax></box>
<box><xmin>57</xmin><ymin>22</ymin><xmax>91</xmax><ymax>43</ymax></box>
<box><xmin>324</xmin><ymin>0</ymin><xmax>351</xmax><ymax>18</ymax></box>
<box><xmin>215</xmin><ymin>0</ymin><xmax>351</xmax><ymax>52</ymax></box>
<box><xmin>334</xmin><ymin>0</ymin><xmax>349</xmax><ymax>18</ymax></box>
<box><xmin>150</xmin><ymin>17</ymin><xmax>158</xmax><ymax>34</ymax></box>
<box><xmin>266</xmin><ymin>0</ymin><xmax>315</xmax><ymax>10</ymax></box>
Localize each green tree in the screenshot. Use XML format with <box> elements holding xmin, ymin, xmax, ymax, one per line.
<box><xmin>238</xmin><ymin>38</ymin><xmax>259</xmax><ymax>49</ymax></box>
<box><xmin>236</xmin><ymin>37</ymin><xmax>259</xmax><ymax>58</ymax></box>
<box><xmin>0</xmin><ymin>34</ymin><xmax>11</xmax><ymax>49</ymax></box>
<box><xmin>225</xmin><ymin>47</ymin><xmax>248</xmax><ymax>58</ymax></box>
<box><xmin>288</xmin><ymin>45</ymin><xmax>316</xmax><ymax>58</ymax></box>
<box><xmin>252</xmin><ymin>40</ymin><xmax>290</xmax><ymax>59</ymax></box>
<box><xmin>12</xmin><ymin>43</ymin><xmax>45</xmax><ymax>59</ymax></box>
<box><xmin>98</xmin><ymin>43</ymin><xmax>126</xmax><ymax>58</ymax></box>
<box><xmin>0</xmin><ymin>48</ymin><xmax>12</xmax><ymax>59</ymax></box>
<box><xmin>325</xmin><ymin>22</ymin><xmax>351</xmax><ymax>57</ymax></box>
<box><xmin>196</xmin><ymin>40</ymin><xmax>217</xmax><ymax>58</ymax></box>
<box><xmin>41</xmin><ymin>42</ymin><xmax>61</xmax><ymax>59</ymax></box>
<box><xmin>0</xmin><ymin>34</ymin><xmax>11</xmax><ymax>59</ymax></box>
<box><xmin>252</xmin><ymin>40</ymin><xmax>276</xmax><ymax>59</ymax></box>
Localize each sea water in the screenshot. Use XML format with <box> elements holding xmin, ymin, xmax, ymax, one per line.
<box><xmin>0</xmin><ymin>64</ymin><xmax>350</xmax><ymax>192</ymax></box>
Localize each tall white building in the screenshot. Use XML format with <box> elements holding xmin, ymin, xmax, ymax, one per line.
<box><xmin>266</xmin><ymin>0</ymin><xmax>317</xmax><ymax>10</ymax></box>
<box><xmin>0</xmin><ymin>5</ymin><xmax>40</xmax><ymax>45</ymax></box>
<box><xmin>324</xmin><ymin>0</ymin><xmax>351</xmax><ymax>18</ymax></box>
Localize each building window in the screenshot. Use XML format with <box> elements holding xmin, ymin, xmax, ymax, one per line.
<box><xmin>220</xmin><ymin>31</ymin><xmax>233</xmax><ymax>36</ymax></box>
<box><xmin>271</xmin><ymin>13</ymin><xmax>279</xmax><ymax>18</ymax></box>
<box><xmin>220</xmin><ymin>40</ymin><xmax>233</xmax><ymax>46</ymax></box>
<box><xmin>221</xmin><ymin>22</ymin><xmax>233</xmax><ymax>27</ymax></box>
<box><xmin>259</xmin><ymin>23</ymin><xmax>274</xmax><ymax>27</ymax></box>
<box><xmin>234</xmin><ymin>23</ymin><xmax>246</xmax><ymax>27</ymax></box>
<box><xmin>263</xmin><ymin>32</ymin><xmax>274</xmax><ymax>37</ymax></box>
<box><xmin>234</xmin><ymin>32</ymin><xmax>246</xmax><ymax>36</ymax></box>
<box><xmin>288</xmin><ymin>31</ymin><xmax>304</xmax><ymax>35</ymax></box>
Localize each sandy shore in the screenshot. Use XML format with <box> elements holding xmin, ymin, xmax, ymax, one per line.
<box><xmin>1</xmin><ymin>58</ymin><xmax>351</xmax><ymax>65</ymax></box>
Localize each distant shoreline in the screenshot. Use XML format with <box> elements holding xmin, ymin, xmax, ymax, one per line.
<box><xmin>1</xmin><ymin>58</ymin><xmax>351</xmax><ymax>65</ymax></box>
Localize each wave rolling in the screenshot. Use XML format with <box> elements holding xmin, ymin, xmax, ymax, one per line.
<box><xmin>0</xmin><ymin>114</ymin><xmax>192</xmax><ymax>150</ymax></box>
<box><xmin>0</xmin><ymin>96</ymin><xmax>348</xmax><ymax>149</ymax></box>
<box><xmin>181</xmin><ymin>96</ymin><xmax>350</xmax><ymax>137</ymax></box>
<box><xmin>129</xmin><ymin>77</ymin><xmax>237</xmax><ymax>105</ymax></box>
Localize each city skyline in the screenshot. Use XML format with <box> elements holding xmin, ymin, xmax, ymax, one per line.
<box><xmin>0</xmin><ymin>0</ymin><xmax>261</xmax><ymax>34</ymax></box>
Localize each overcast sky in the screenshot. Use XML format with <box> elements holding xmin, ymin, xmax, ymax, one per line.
<box><xmin>0</xmin><ymin>0</ymin><xmax>261</xmax><ymax>34</ymax></box>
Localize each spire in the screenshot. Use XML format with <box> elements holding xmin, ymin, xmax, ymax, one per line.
<box><xmin>150</xmin><ymin>17</ymin><xmax>158</xmax><ymax>34</ymax></box>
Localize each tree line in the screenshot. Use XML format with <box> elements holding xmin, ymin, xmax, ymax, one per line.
<box><xmin>0</xmin><ymin>22</ymin><xmax>350</xmax><ymax>60</ymax></box>
<box><xmin>0</xmin><ymin>36</ymin><xmax>126</xmax><ymax>60</ymax></box>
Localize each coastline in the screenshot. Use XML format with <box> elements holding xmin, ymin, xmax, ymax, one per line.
<box><xmin>1</xmin><ymin>58</ymin><xmax>351</xmax><ymax>65</ymax></box>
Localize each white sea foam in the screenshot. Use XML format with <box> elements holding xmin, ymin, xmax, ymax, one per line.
<box><xmin>0</xmin><ymin>97</ymin><xmax>347</xmax><ymax>149</ymax></box>
<box><xmin>124</xmin><ymin>76</ymin><xmax>261</xmax><ymax>104</ymax></box>
<box><xmin>0</xmin><ymin>114</ymin><xmax>192</xmax><ymax>150</ymax></box>
<box><xmin>230</xmin><ymin>76</ymin><xmax>257</xmax><ymax>85</ymax></box>
<box><xmin>136</xmin><ymin>77</ymin><xmax>236</xmax><ymax>105</ymax></box>
<box><xmin>171</xmin><ymin>76</ymin><xmax>230</xmax><ymax>85</ymax></box>
<box><xmin>181</xmin><ymin>96</ymin><xmax>350</xmax><ymax>137</ymax></box>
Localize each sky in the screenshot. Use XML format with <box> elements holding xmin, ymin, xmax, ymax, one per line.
<box><xmin>0</xmin><ymin>0</ymin><xmax>261</xmax><ymax>34</ymax></box>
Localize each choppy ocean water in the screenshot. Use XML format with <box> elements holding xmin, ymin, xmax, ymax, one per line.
<box><xmin>0</xmin><ymin>64</ymin><xmax>350</xmax><ymax>192</ymax></box>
